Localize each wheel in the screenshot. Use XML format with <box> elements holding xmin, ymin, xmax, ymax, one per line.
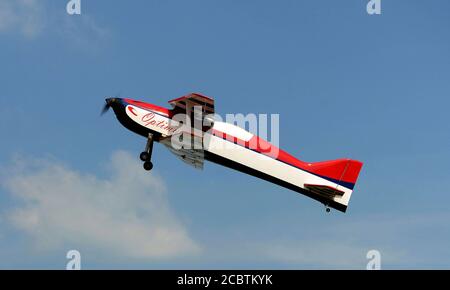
<box><xmin>326</xmin><ymin>208</ymin><xmax>331</xmax><ymax>213</ymax></box>
<box><xmin>143</xmin><ymin>161</ymin><xmax>153</xmax><ymax>171</ymax></box>
<box><xmin>140</xmin><ymin>152</ymin><xmax>150</xmax><ymax>162</ymax></box>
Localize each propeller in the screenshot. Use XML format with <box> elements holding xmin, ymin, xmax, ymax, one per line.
<box><xmin>101</xmin><ymin>97</ymin><xmax>117</xmax><ymax>116</ymax></box>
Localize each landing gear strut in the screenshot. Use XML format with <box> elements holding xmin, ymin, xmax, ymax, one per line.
<box><xmin>140</xmin><ymin>133</ymin><xmax>154</xmax><ymax>171</ymax></box>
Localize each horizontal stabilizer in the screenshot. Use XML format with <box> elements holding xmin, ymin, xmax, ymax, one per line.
<box><xmin>304</xmin><ymin>184</ymin><xmax>345</xmax><ymax>198</ymax></box>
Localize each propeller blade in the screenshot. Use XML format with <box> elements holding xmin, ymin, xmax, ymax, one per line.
<box><xmin>101</xmin><ymin>102</ymin><xmax>111</xmax><ymax>116</ymax></box>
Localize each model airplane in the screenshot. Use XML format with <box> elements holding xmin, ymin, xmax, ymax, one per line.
<box><xmin>102</xmin><ymin>93</ymin><xmax>363</xmax><ymax>213</ymax></box>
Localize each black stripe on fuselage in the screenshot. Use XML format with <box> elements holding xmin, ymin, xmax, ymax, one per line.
<box><xmin>209</xmin><ymin>132</ymin><xmax>355</xmax><ymax>190</ymax></box>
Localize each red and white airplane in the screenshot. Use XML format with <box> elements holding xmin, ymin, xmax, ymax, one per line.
<box><xmin>102</xmin><ymin>93</ymin><xmax>363</xmax><ymax>213</ymax></box>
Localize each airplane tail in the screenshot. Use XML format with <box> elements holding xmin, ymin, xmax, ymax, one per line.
<box><xmin>304</xmin><ymin>158</ymin><xmax>363</xmax><ymax>211</ymax></box>
<box><xmin>308</xmin><ymin>159</ymin><xmax>363</xmax><ymax>189</ymax></box>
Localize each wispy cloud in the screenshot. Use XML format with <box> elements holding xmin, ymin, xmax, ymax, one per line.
<box><xmin>0</xmin><ymin>0</ymin><xmax>45</xmax><ymax>38</ymax></box>
<box><xmin>251</xmin><ymin>239</ymin><xmax>404</xmax><ymax>269</ymax></box>
<box><xmin>194</xmin><ymin>211</ymin><xmax>450</xmax><ymax>269</ymax></box>
<box><xmin>0</xmin><ymin>0</ymin><xmax>110</xmax><ymax>50</ymax></box>
<box><xmin>1</xmin><ymin>151</ymin><xmax>200</xmax><ymax>260</ymax></box>
<box><xmin>56</xmin><ymin>13</ymin><xmax>111</xmax><ymax>52</ymax></box>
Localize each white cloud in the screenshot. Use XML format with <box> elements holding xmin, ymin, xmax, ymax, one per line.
<box><xmin>0</xmin><ymin>0</ymin><xmax>110</xmax><ymax>50</ymax></box>
<box><xmin>1</xmin><ymin>151</ymin><xmax>200</xmax><ymax>260</ymax></box>
<box><xmin>253</xmin><ymin>240</ymin><xmax>404</xmax><ymax>269</ymax></box>
<box><xmin>0</xmin><ymin>0</ymin><xmax>44</xmax><ymax>38</ymax></box>
<box><xmin>57</xmin><ymin>14</ymin><xmax>111</xmax><ymax>52</ymax></box>
<box><xmin>193</xmin><ymin>210</ymin><xmax>445</xmax><ymax>269</ymax></box>
<box><xmin>232</xmin><ymin>212</ymin><xmax>450</xmax><ymax>268</ymax></box>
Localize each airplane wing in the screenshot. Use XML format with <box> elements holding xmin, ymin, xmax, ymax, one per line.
<box><xmin>160</xmin><ymin>93</ymin><xmax>214</xmax><ymax>170</ymax></box>
<box><xmin>161</xmin><ymin>136</ymin><xmax>204</xmax><ymax>169</ymax></box>
<box><xmin>168</xmin><ymin>93</ymin><xmax>215</xmax><ymax>118</ymax></box>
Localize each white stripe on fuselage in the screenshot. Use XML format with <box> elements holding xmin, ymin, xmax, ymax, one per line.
<box><xmin>203</xmin><ymin>134</ymin><xmax>352</xmax><ymax>206</ymax></box>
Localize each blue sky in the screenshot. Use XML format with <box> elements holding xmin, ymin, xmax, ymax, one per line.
<box><xmin>0</xmin><ymin>0</ymin><xmax>450</xmax><ymax>269</ymax></box>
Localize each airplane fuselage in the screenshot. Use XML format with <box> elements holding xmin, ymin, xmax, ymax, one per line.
<box><xmin>107</xmin><ymin>97</ymin><xmax>362</xmax><ymax>212</ymax></box>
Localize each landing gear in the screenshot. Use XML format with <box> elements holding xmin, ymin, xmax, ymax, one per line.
<box><xmin>143</xmin><ymin>161</ymin><xmax>153</xmax><ymax>171</ymax></box>
<box><xmin>140</xmin><ymin>133</ymin><xmax>154</xmax><ymax>171</ymax></box>
<box><xmin>140</xmin><ymin>152</ymin><xmax>150</xmax><ymax>162</ymax></box>
<box><xmin>325</xmin><ymin>204</ymin><xmax>331</xmax><ymax>213</ymax></box>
